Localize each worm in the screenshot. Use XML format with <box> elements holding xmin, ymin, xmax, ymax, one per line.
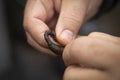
<box><xmin>44</xmin><ymin>30</ymin><xmax>64</xmax><ymax>56</ymax></box>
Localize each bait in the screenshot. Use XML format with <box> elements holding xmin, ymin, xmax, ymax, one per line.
<box><xmin>44</xmin><ymin>31</ymin><xmax>64</xmax><ymax>56</ymax></box>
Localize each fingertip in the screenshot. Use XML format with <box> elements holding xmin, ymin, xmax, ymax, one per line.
<box><xmin>57</xmin><ymin>29</ymin><xmax>75</xmax><ymax>46</ymax></box>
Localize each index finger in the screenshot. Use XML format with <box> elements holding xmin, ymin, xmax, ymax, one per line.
<box><xmin>23</xmin><ymin>0</ymin><xmax>49</xmax><ymax>47</ymax></box>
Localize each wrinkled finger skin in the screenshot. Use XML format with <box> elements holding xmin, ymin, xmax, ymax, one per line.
<box><xmin>63</xmin><ymin>32</ymin><xmax>120</xmax><ymax>80</ymax></box>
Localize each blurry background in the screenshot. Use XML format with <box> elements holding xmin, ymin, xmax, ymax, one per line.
<box><xmin>0</xmin><ymin>0</ymin><xmax>120</xmax><ymax>80</ymax></box>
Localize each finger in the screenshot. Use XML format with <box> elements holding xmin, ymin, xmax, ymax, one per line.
<box><xmin>26</xmin><ymin>32</ymin><xmax>57</xmax><ymax>56</ymax></box>
<box><xmin>53</xmin><ymin>0</ymin><xmax>62</xmax><ymax>13</ymax></box>
<box><xmin>40</xmin><ymin>0</ymin><xmax>54</xmax><ymax>21</ymax></box>
<box><xmin>24</xmin><ymin>0</ymin><xmax>49</xmax><ymax>47</ymax></box>
<box><xmin>89</xmin><ymin>32</ymin><xmax>120</xmax><ymax>43</ymax></box>
<box><xmin>56</xmin><ymin>0</ymin><xmax>90</xmax><ymax>45</ymax></box>
<box><xmin>63</xmin><ymin>36</ymin><xmax>120</xmax><ymax>70</ymax></box>
<box><xmin>64</xmin><ymin>65</ymin><xmax>111</xmax><ymax>80</ymax></box>
<box><xmin>24</xmin><ymin>0</ymin><xmax>47</xmax><ymax>22</ymax></box>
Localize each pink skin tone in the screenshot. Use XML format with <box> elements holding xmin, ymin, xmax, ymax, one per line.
<box><xmin>23</xmin><ymin>0</ymin><xmax>120</xmax><ymax>80</ymax></box>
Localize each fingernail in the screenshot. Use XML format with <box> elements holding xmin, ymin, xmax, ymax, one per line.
<box><xmin>60</xmin><ymin>30</ymin><xmax>74</xmax><ymax>44</ymax></box>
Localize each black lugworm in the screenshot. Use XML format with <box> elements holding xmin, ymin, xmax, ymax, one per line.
<box><xmin>44</xmin><ymin>31</ymin><xmax>64</xmax><ymax>56</ymax></box>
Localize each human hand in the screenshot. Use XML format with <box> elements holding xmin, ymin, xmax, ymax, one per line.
<box><xmin>63</xmin><ymin>32</ymin><xmax>120</xmax><ymax>80</ymax></box>
<box><xmin>23</xmin><ymin>0</ymin><xmax>103</xmax><ymax>56</ymax></box>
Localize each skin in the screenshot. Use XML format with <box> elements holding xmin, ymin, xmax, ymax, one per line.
<box><xmin>23</xmin><ymin>0</ymin><xmax>120</xmax><ymax>80</ymax></box>
<box><xmin>63</xmin><ymin>32</ymin><xmax>120</xmax><ymax>80</ymax></box>
<box><xmin>23</xmin><ymin>0</ymin><xmax>102</xmax><ymax>56</ymax></box>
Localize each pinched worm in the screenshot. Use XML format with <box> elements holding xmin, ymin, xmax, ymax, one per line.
<box><xmin>44</xmin><ymin>31</ymin><xmax>64</xmax><ymax>56</ymax></box>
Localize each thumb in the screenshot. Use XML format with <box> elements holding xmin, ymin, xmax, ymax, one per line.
<box><xmin>56</xmin><ymin>0</ymin><xmax>90</xmax><ymax>45</ymax></box>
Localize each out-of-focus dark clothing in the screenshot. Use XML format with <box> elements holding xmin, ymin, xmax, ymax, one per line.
<box><xmin>0</xmin><ymin>0</ymin><xmax>11</xmax><ymax>76</ymax></box>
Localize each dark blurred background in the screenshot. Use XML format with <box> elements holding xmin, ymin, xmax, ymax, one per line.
<box><xmin>0</xmin><ymin>0</ymin><xmax>120</xmax><ymax>80</ymax></box>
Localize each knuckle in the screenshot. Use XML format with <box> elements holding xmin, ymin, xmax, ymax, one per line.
<box><xmin>73</xmin><ymin>37</ymin><xmax>90</xmax><ymax>54</ymax></box>
<box><xmin>26</xmin><ymin>35</ymin><xmax>34</xmax><ymax>47</ymax></box>
<box><xmin>23</xmin><ymin>16</ymin><xmax>36</xmax><ymax>32</ymax></box>
<box><xmin>23</xmin><ymin>19</ymin><xmax>31</xmax><ymax>32</ymax></box>
<box><xmin>27</xmin><ymin>37</ymin><xmax>32</xmax><ymax>46</ymax></box>
<box><xmin>74</xmin><ymin>37</ymin><xmax>99</xmax><ymax>55</ymax></box>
